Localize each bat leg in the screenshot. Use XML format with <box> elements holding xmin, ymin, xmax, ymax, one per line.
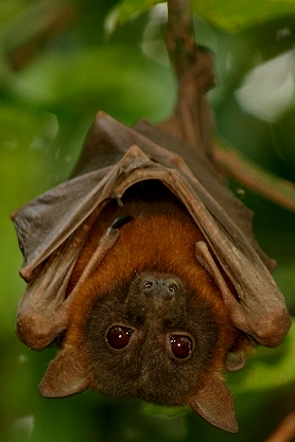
<box><xmin>69</xmin><ymin>218</ymin><xmax>123</xmax><ymax>290</ymax></box>
<box><xmin>16</xmin><ymin>248</ymin><xmax>74</xmax><ymax>350</ymax></box>
<box><xmin>195</xmin><ymin>241</ymin><xmax>248</xmax><ymax>327</ymax></box>
<box><xmin>16</xmin><ymin>220</ymin><xmax>123</xmax><ymax>350</ymax></box>
<box><xmin>195</xmin><ymin>241</ymin><xmax>253</xmax><ymax>371</ymax></box>
<box><xmin>195</xmin><ymin>240</ymin><xmax>291</xmax><ymax>347</ymax></box>
<box><xmin>195</xmin><ymin>241</ymin><xmax>237</xmax><ymax>304</ymax></box>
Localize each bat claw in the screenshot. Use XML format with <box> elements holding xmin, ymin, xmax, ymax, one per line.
<box><xmin>111</xmin><ymin>215</ymin><xmax>133</xmax><ymax>230</ymax></box>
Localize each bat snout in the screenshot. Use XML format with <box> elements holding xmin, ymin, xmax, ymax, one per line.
<box><xmin>142</xmin><ymin>276</ymin><xmax>178</xmax><ymax>300</ymax></box>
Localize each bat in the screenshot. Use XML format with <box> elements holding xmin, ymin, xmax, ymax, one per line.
<box><xmin>11</xmin><ymin>111</ymin><xmax>291</xmax><ymax>433</ymax></box>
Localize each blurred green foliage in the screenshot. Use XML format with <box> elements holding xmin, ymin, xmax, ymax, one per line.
<box><xmin>0</xmin><ymin>1</ymin><xmax>295</xmax><ymax>441</ymax></box>
<box><xmin>107</xmin><ymin>0</ymin><xmax>295</xmax><ymax>33</ymax></box>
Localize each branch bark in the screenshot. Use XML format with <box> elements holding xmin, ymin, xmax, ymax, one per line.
<box><xmin>265</xmin><ymin>412</ymin><xmax>295</xmax><ymax>442</ymax></box>
<box><xmin>214</xmin><ymin>141</ymin><xmax>295</xmax><ymax>213</ymax></box>
<box><xmin>165</xmin><ymin>0</ymin><xmax>195</xmax><ymax>78</ymax></box>
<box><xmin>159</xmin><ymin>0</ymin><xmax>215</xmax><ymax>156</ymax></box>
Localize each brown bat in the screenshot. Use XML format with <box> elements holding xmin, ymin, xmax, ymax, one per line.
<box><xmin>12</xmin><ymin>112</ymin><xmax>291</xmax><ymax>433</ymax></box>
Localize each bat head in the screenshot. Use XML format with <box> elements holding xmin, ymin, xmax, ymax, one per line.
<box><xmin>86</xmin><ymin>271</ymin><xmax>219</xmax><ymax>402</ymax></box>
<box><xmin>39</xmin><ymin>270</ymin><xmax>240</xmax><ymax>433</ymax></box>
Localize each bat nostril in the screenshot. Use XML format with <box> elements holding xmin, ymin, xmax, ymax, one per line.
<box><xmin>142</xmin><ymin>278</ymin><xmax>156</xmax><ymax>296</ymax></box>
<box><xmin>165</xmin><ymin>280</ymin><xmax>179</xmax><ymax>296</ymax></box>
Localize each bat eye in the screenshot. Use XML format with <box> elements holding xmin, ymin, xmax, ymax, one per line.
<box><xmin>106</xmin><ymin>325</ymin><xmax>134</xmax><ymax>350</ymax></box>
<box><xmin>170</xmin><ymin>334</ymin><xmax>193</xmax><ymax>360</ymax></box>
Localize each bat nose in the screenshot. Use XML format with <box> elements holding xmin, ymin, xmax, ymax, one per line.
<box><xmin>142</xmin><ymin>277</ymin><xmax>178</xmax><ymax>300</ymax></box>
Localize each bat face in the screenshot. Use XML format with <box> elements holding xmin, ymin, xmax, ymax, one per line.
<box><xmin>85</xmin><ymin>270</ymin><xmax>220</xmax><ymax>405</ymax></box>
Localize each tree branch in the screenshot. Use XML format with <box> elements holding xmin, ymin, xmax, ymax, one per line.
<box><xmin>160</xmin><ymin>0</ymin><xmax>295</xmax><ymax>213</ymax></box>
<box><xmin>265</xmin><ymin>412</ymin><xmax>295</xmax><ymax>442</ymax></box>
<box><xmin>159</xmin><ymin>0</ymin><xmax>215</xmax><ymax>156</ymax></box>
<box><xmin>214</xmin><ymin>139</ymin><xmax>295</xmax><ymax>213</ymax></box>
<box><xmin>165</xmin><ymin>0</ymin><xmax>195</xmax><ymax>78</ymax></box>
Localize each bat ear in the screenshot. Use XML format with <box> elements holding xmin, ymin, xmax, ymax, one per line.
<box><xmin>225</xmin><ymin>348</ymin><xmax>248</xmax><ymax>372</ymax></box>
<box><xmin>187</xmin><ymin>375</ymin><xmax>238</xmax><ymax>433</ymax></box>
<box><xmin>38</xmin><ymin>346</ymin><xmax>91</xmax><ymax>398</ymax></box>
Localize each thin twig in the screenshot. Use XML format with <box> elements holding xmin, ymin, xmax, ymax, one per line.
<box><xmin>265</xmin><ymin>412</ymin><xmax>295</xmax><ymax>442</ymax></box>
<box><xmin>214</xmin><ymin>140</ymin><xmax>295</xmax><ymax>213</ymax></box>
<box><xmin>7</xmin><ymin>1</ymin><xmax>75</xmax><ymax>70</ymax></box>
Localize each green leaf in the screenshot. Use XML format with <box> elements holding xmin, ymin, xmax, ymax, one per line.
<box><xmin>106</xmin><ymin>0</ymin><xmax>295</xmax><ymax>33</ymax></box>
<box><xmin>0</xmin><ymin>0</ymin><xmax>27</xmax><ymax>25</ymax></box>
<box><xmin>191</xmin><ymin>0</ymin><xmax>295</xmax><ymax>32</ymax></box>
<box><xmin>104</xmin><ymin>0</ymin><xmax>160</xmax><ymax>36</ymax></box>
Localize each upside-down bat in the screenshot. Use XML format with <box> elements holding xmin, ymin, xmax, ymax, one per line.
<box><xmin>12</xmin><ymin>112</ymin><xmax>291</xmax><ymax>433</ymax></box>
